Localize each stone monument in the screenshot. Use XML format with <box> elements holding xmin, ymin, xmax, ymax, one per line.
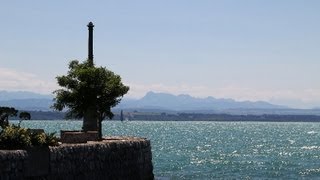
<box><xmin>87</xmin><ymin>22</ymin><xmax>94</xmax><ymax>65</ymax></box>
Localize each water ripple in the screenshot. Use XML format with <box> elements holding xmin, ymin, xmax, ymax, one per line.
<box><xmin>17</xmin><ymin>120</ymin><xmax>320</xmax><ymax>179</ymax></box>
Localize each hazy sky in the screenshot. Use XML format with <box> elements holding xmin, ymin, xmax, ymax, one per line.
<box><xmin>0</xmin><ymin>1</ymin><xmax>320</xmax><ymax>108</ymax></box>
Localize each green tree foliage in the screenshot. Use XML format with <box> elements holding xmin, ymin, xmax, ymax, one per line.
<box><xmin>18</xmin><ymin>111</ymin><xmax>31</xmax><ymax>127</ymax></box>
<box><xmin>0</xmin><ymin>107</ymin><xmax>18</xmax><ymax>129</ymax></box>
<box><xmin>52</xmin><ymin>59</ymin><xmax>129</xmax><ymax>139</ymax></box>
<box><xmin>19</xmin><ymin>111</ymin><xmax>31</xmax><ymax>120</ymax></box>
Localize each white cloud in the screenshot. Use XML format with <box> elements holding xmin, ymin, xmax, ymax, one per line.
<box><xmin>0</xmin><ymin>67</ymin><xmax>57</xmax><ymax>94</ymax></box>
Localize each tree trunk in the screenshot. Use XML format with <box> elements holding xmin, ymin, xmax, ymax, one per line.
<box><xmin>0</xmin><ymin>115</ymin><xmax>9</xmax><ymax>129</ymax></box>
<box><xmin>82</xmin><ymin>106</ymin><xmax>98</xmax><ymax>132</ymax></box>
<box><xmin>98</xmin><ymin>119</ymin><xmax>102</xmax><ymax>140</ymax></box>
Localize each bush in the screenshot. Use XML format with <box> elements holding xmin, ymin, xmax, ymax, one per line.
<box><xmin>0</xmin><ymin>125</ymin><xmax>59</xmax><ymax>150</ymax></box>
<box><xmin>0</xmin><ymin>125</ymin><xmax>31</xmax><ymax>149</ymax></box>
<box><xmin>44</xmin><ymin>132</ymin><xmax>59</xmax><ymax>146</ymax></box>
<box><xmin>30</xmin><ymin>131</ymin><xmax>47</xmax><ymax>146</ymax></box>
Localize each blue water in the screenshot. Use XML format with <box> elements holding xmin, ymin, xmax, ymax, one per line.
<box><xmin>16</xmin><ymin>120</ymin><xmax>320</xmax><ymax>179</ymax></box>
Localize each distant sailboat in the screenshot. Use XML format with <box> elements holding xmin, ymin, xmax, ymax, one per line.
<box><xmin>120</xmin><ymin>110</ymin><xmax>124</xmax><ymax>122</ymax></box>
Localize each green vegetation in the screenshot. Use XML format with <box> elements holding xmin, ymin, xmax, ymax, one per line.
<box><xmin>18</xmin><ymin>111</ymin><xmax>31</xmax><ymax>127</ymax></box>
<box><xmin>0</xmin><ymin>124</ymin><xmax>58</xmax><ymax>150</ymax></box>
<box><xmin>0</xmin><ymin>124</ymin><xmax>31</xmax><ymax>149</ymax></box>
<box><xmin>53</xmin><ymin>59</ymin><xmax>129</xmax><ymax>139</ymax></box>
<box><xmin>29</xmin><ymin>130</ymin><xmax>58</xmax><ymax>147</ymax></box>
<box><xmin>0</xmin><ymin>107</ymin><xmax>32</xmax><ymax>128</ymax></box>
<box><xmin>0</xmin><ymin>106</ymin><xmax>58</xmax><ymax>150</ymax></box>
<box><xmin>0</xmin><ymin>107</ymin><xmax>18</xmax><ymax>128</ymax></box>
<box><xmin>19</xmin><ymin>111</ymin><xmax>31</xmax><ymax>120</ymax></box>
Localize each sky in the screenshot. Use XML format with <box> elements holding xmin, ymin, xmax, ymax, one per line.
<box><xmin>0</xmin><ymin>1</ymin><xmax>320</xmax><ymax>108</ymax></box>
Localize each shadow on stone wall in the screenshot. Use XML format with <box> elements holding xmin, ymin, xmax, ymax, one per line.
<box><xmin>0</xmin><ymin>136</ymin><xmax>154</xmax><ymax>180</ymax></box>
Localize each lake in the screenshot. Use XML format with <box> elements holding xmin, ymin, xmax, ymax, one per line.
<box><xmin>17</xmin><ymin>120</ymin><xmax>320</xmax><ymax>179</ymax></box>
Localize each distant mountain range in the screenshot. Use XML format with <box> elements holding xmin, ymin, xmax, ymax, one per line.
<box><xmin>2</xmin><ymin>90</ymin><xmax>320</xmax><ymax>119</ymax></box>
<box><xmin>3</xmin><ymin>90</ymin><xmax>320</xmax><ymax>116</ymax></box>
<box><xmin>0</xmin><ymin>90</ymin><xmax>286</xmax><ymax>111</ymax></box>
<box><xmin>117</xmin><ymin>91</ymin><xmax>286</xmax><ymax>111</ymax></box>
<box><xmin>0</xmin><ymin>90</ymin><xmax>53</xmax><ymax>100</ymax></box>
<box><xmin>0</xmin><ymin>91</ymin><xmax>53</xmax><ymax>110</ymax></box>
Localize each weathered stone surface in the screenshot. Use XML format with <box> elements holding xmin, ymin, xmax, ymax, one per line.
<box><xmin>24</xmin><ymin>147</ymin><xmax>50</xmax><ymax>177</ymax></box>
<box><xmin>0</xmin><ymin>150</ymin><xmax>27</xmax><ymax>180</ymax></box>
<box><xmin>0</xmin><ymin>136</ymin><xmax>154</xmax><ymax>180</ymax></box>
<box><xmin>60</xmin><ymin>130</ymin><xmax>99</xmax><ymax>143</ymax></box>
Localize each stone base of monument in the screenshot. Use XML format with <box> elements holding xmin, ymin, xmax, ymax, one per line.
<box><xmin>60</xmin><ymin>130</ymin><xmax>99</xmax><ymax>143</ymax></box>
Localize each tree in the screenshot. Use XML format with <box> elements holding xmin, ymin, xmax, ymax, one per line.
<box><xmin>18</xmin><ymin>111</ymin><xmax>31</xmax><ymax>127</ymax></box>
<box><xmin>0</xmin><ymin>107</ymin><xmax>18</xmax><ymax>129</ymax></box>
<box><xmin>52</xmin><ymin>59</ymin><xmax>129</xmax><ymax>139</ymax></box>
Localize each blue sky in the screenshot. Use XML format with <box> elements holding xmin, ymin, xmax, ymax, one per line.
<box><xmin>0</xmin><ymin>1</ymin><xmax>320</xmax><ymax>108</ymax></box>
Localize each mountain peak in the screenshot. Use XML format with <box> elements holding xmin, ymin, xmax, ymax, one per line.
<box><xmin>143</xmin><ymin>91</ymin><xmax>175</xmax><ymax>99</ymax></box>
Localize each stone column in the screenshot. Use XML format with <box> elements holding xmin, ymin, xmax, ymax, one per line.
<box><xmin>82</xmin><ymin>22</ymin><xmax>98</xmax><ymax>133</ymax></box>
<box><xmin>87</xmin><ymin>22</ymin><xmax>94</xmax><ymax>66</ymax></box>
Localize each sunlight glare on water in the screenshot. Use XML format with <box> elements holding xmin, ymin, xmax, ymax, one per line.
<box><xmin>18</xmin><ymin>120</ymin><xmax>320</xmax><ymax>179</ymax></box>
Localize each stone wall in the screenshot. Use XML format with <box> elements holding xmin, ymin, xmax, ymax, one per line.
<box><xmin>0</xmin><ymin>150</ymin><xmax>27</xmax><ymax>180</ymax></box>
<box><xmin>0</xmin><ymin>137</ymin><xmax>154</xmax><ymax>180</ymax></box>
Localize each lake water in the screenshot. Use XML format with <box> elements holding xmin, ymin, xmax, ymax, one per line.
<box><xmin>17</xmin><ymin>120</ymin><xmax>320</xmax><ymax>179</ymax></box>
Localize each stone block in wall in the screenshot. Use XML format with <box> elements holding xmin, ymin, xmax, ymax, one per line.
<box><xmin>60</xmin><ymin>130</ymin><xmax>99</xmax><ymax>143</ymax></box>
<box><xmin>24</xmin><ymin>147</ymin><xmax>50</xmax><ymax>177</ymax></box>
<box><xmin>0</xmin><ymin>150</ymin><xmax>27</xmax><ymax>180</ymax></box>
